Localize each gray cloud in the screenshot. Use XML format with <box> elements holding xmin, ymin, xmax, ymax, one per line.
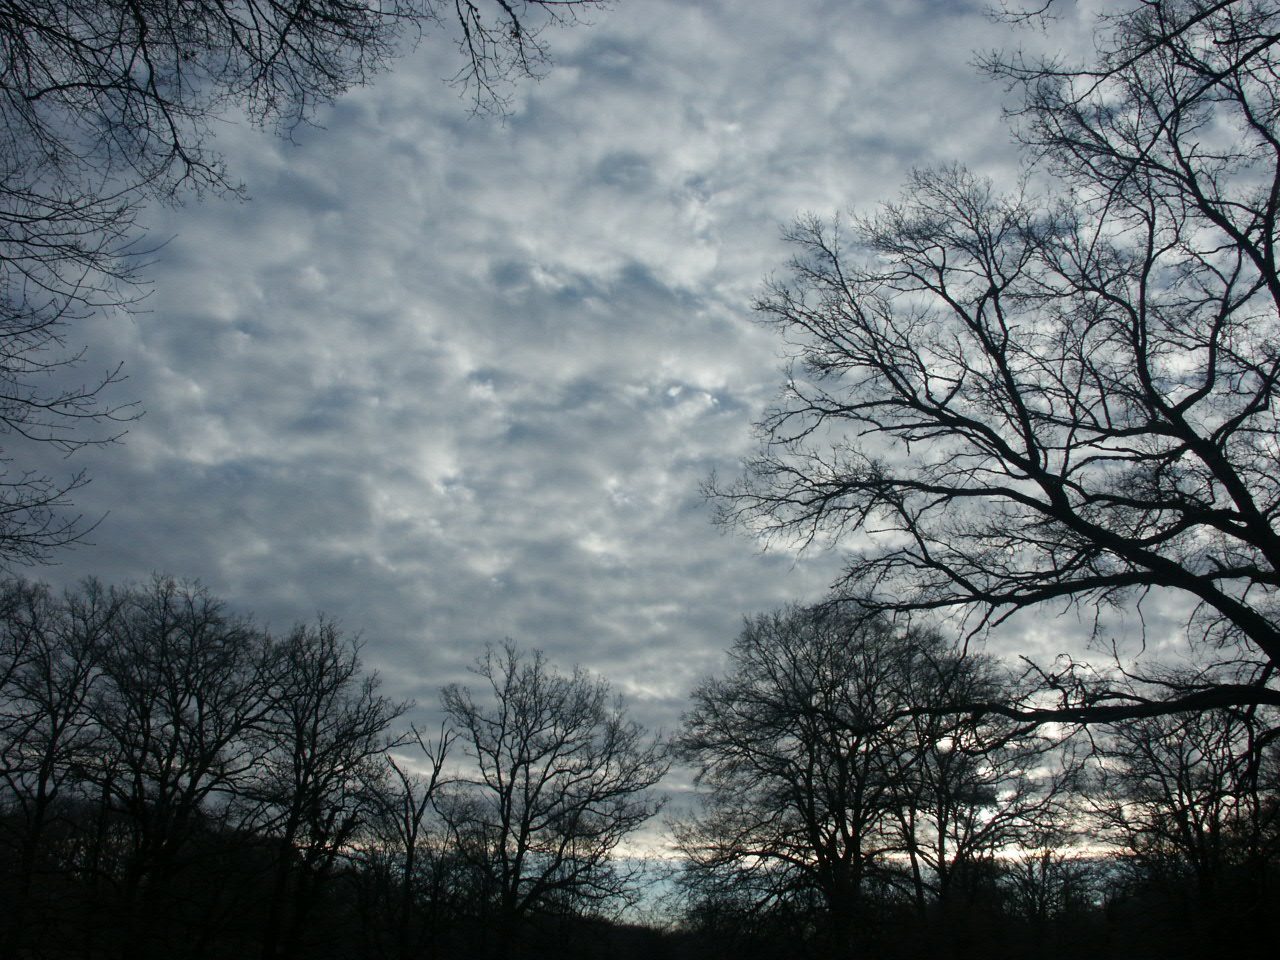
<box><xmin>29</xmin><ymin>0</ymin><xmax>1112</xmax><ymax>740</ymax></box>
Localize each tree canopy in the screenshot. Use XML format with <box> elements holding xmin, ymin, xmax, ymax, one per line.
<box><xmin>675</xmin><ymin>604</ymin><xmax>1074</xmax><ymax>958</ymax></box>
<box><xmin>441</xmin><ymin>641</ymin><xmax>668</xmax><ymax>953</ymax></box>
<box><xmin>714</xmin><ymin>0</ymin><xmax>1280</xmax><ymax>718</ymax></box>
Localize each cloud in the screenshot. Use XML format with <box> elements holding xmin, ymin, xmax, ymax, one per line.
<box><xmin>28</xmin><ymin>0</ymin><xmax>1110</xmax><ymax>738</ymax></box>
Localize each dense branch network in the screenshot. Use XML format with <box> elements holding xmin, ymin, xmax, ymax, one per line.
<box><xmin>714</xmin><ymin>1</ymin><xmax>1280</xmax><ymax>716</ymax></box>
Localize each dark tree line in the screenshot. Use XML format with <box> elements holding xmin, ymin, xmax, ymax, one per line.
<box><xmin>0</xmin><ymin>576</ymin><xmax>408</xmax><ymax>960</ymax></box>
<box><xmin>0</xmin><ymin>578</ymin><xmax>667</xmax><ymax>960</ymax></box>
<box><xmin>3</xmin><ymin>583</ymin><xmax>1276</xmax><ymax>960</ymax></box>
<box><xmin>670</xmin><ymin>603</ymin><xmax>1280</xmax><ymax>960</ymax></box>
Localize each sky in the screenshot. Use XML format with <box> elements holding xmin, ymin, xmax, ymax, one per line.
<box><xmin>22</xmin><ymin>0</ymin><xmax>1124</xmax><ymax>755</ymax></box>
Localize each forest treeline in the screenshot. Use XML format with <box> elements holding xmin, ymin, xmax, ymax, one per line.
<box><xmin>2</xmin><ymin>578</ymin><xmax>1277</xmax><ymax>960</ymax></box>
<box><xmin>670</xmin><ymin>605</ymin><xmax>1280</xmax><ymax>960</ymax></box>
<box><xmin>0</xmin><ymin>576</ymin><xmax>666</xmax><ymax>960</ymax></box>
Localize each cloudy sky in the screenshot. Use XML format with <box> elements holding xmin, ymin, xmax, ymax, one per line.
<box><xmin>27</xmin><ymin>0</ymin><xmax>1115</xmax><ymax>744</ymax></box>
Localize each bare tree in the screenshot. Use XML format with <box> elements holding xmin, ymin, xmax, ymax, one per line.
<box><xmin>0</xmin><ymin>181</ymin><xmax>140</xmax><ymax>568</ymax></box>
<box><xmin>0</xmin><ymin>578</ymin><xmax>415</xmax><ymax>958</ymax></box>
<box><xmin>1</xmin><ymin>0</ymin><xmax>608</xmax><ymax>199</ymax></box>
<box><xmin>440</xmin><ymin>641</ymin><xmax>668</xmax><ymax>957</ymax></box>
<box><xmin>675</xmin><ymin>605</ymin><xmax>1064</xmax><ymax>957</ymax></box>
<box><xmin>675</xmin><ymin>607</ymin><xmax>908</xmax><ymax>954</ymax></box>
<box><xmin>0</xmin><ymin>0</ymin><xmax>606</xmax><ymax>564</ymax></box>
<box><xmin>0</xmin><ymin>579</ymin><xmax>118</xmax><ymax>958</ymax></box>
<box><xmin>715</xmin><ymin>0</ymin><xmax>1280</xmax><ymax>718</ymax></box>
<box><xmin>1089</xmin><ymin>667</ymin><xmax>1280</xmax><ymax>902</ymax></box>
<box><xmin>1001</xmin><ymin>837</ymin><xmax>1101</xmax><ymax>930</ymax></box>
<box><xmin>252</xmin><ymin>620</ymin><xmax>407</xmax><ymax>960</ymax></box>
<box><xmin>88</xmin><ymin>576</ymin><xmax>275</xmax><ymax>957</ymax></box>
<box><xmin>883</xmin><ymin>645</ymin><xmax>1075</xmax><ymax>917</ymax></box>
<box><xmin>359</xmin><ymin>724</ymin><xmax>454</xmax><ymax>960</ymax></box>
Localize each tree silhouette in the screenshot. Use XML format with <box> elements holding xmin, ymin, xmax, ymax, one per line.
<box><xmin>253</xmin><ymin>621</ymin><xmax>406</xmax><ymax>960</ymax></box>
<box><xmin>675</xmin><ymin>605</ymin><xmax>1065</xmax><ymax>958</ymax></box>
<box><xmin>715</xmin><ymin>0</ymin><xmax>1280</xmax><ymax>718</ymax></box>
<box><xmin>441</xmin><ymin>642</ymin><xmax>668</xmax><ymax>958</ymax></box>
<box><xmin>0</xmin><ymin>579</ymin><xmax>117</xmax><ymax>958</ymax></box>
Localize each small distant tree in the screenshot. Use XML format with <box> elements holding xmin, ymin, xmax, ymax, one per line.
<box><xmin>358</xmin><ymin>724</ymin><xmax>454</xmax><ymax>960</ymax></box>
<box><xmin>1002</xmin><ymin>838</ymin><xmax>1101</xmax><ymax>928</ymax></box>
<box><xmin>441</xmin><ymin>641</ymin><xmax>668</xmax><ymax>957</ymax></box>
<box><xmin>884</xmin><ymin>645</ymin><xmax>1073</xmax><ymax>918</ymax></box>
<box><xmin>1090</xmin><ymin>665</ymin><xmax>1280</xmax><ymax>909</ymax></box>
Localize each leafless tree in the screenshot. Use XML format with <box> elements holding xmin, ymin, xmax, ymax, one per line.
<box><xmin>883</xmin><ymin>645</ymin><xmax>1076</xmax><ymax>917</ymax></box>
<box><xmin>674</xmin><ymin>605</ymin><xmax>1065</xmax><ymax>956</ymax></box>
<box><xmin>675</xmin><ymin>607</ymin><xmax>908</xmax><ymax>953</ymax></box>
<box><xmin>1</xmin><ymin>0</ymin><xmax>608</xmax><ymax>198</ymax></box>
<box><xmin>0</xmin><ymin>579</ymin><xmax>118</xmax><ymax>958</ymax></box>
<box><xmin>252</xmin><ymin>620</ymin><xmax>407</xmax><ymax>960</ymax></box>
<box><xmin>359</xmin><ymin>724</ymin><xmax>454</xmax><ymax>960</ymax></box>
<box><xmin>0</xmin><ymin>174</ymin><xmax>140</xmax><ymax>568</ymax></box>
<box><xmin>715</xmin><ymin>0</ymin><xmax>1280</xmax><ymax>719</ymax></box>
<box><xmin>1088</xmin><ymin>665</ymin><xmax>1280</xmax><ymax>903</ymax></box>
<box><xmin>87</xmin><ymin>576</ymin><xmax>275</xmax><ymax>955</ymax></box>
<box><xmin>1001</xmin><ymin>837</ymin><xmax>1101</xmax><ymax>929</ymax></box>
<box><xmin>0</xmin><ymin>577</ymin><xmax>419</xmax><ymax>958</ymax></box>
<box><xmin>440</xmin><ymin>641</ymin><xmax>668</xmax><ymax>957</ymax></box>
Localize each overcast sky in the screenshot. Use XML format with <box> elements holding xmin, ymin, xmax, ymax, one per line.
<box><xmin>26</xmin><ymin>0</ymin><xmax>1122</xmax><ymax>750</ymax></box>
